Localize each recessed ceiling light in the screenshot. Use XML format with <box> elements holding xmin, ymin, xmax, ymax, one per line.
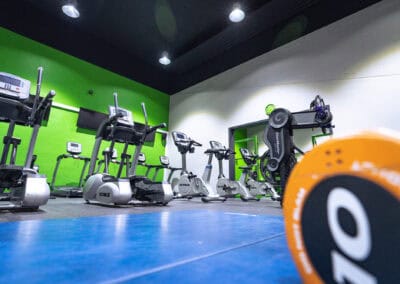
<box><xmin>62</xmin><ymin>4</ymin><xmax>80</xmax><ymax>18</ymax></box>
<box><xmin>159</xmin><ymin>55</ymin><xmax>171</xmax><ymax>65</ymax></box>
<box><xmin>229</xmin><ymin>8</ymin><xmax>245</xmax><ymax>23</ymax></box>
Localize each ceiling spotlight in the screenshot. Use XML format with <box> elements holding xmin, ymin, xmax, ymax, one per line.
<box><xmin>229</xmin><ymin>7</ymin><xmax>245</xmax><ymax>23</ymax></box>
<box><xmin>159</xmin><ymin>55</ymin><xmax>171</xmax><ymax>66</ymax></box>
<box><xmin>62</xmin><ymin>4</ymin><xmax>80</xmax><ymax>18</ymax></box>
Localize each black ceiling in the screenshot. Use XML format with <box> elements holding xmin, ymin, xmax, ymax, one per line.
<box><xmin>0</xmin><ymin>0</ymin><xmax>381</xmax><ymax>95</ymax></box>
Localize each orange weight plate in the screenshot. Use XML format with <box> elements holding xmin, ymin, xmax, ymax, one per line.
<box><xmin>284</xmin><ymin>130</ymin><xmax>400</xmax><ymax>284</ymax></box>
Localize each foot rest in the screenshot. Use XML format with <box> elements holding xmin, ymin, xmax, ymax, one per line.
<box><xmin>130</xmin><ymin>176</ymin><xmax>147</xmax><ymax>183</ymax></box>
<box><xmin>224</xmin><ymin>185</ymin><xmax>236</xmax><ymax>191</ymax></box>
<box><xmin>188</xmin><ymin>173</ymin><xmax>197</xmax><ymax>179</ymax></box>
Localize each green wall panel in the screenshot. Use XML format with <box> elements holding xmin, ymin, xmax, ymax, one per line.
<box><xmin>0</xmin><ymin>27</ymin><xmax>170</xmax><ymax>185</ymax></box>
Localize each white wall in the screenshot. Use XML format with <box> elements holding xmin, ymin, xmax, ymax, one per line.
<box><xmin>166</xmin><ymin>0</ymin><xmax>400</xmax><ymax>187</ymax></box>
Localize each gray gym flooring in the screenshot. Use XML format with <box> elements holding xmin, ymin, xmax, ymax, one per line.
<box><xmin>0</xmin><ymin>197</ymin><xmax>282</xmax><ymax>223</ymax></box>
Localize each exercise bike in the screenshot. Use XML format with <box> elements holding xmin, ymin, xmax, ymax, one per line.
<box><xmin>208</xmin><ymin>141</ymin><xmax>259</xmax><ymax>201</ymax></box>
<box><xmin>171</xmin><ymin>132</ymin><xmax>226</xmax><ymax>202</ymax></box>
<box><xmin>260</xmin><ymin>95</ymin><xmax>333</xmax><ymax>204</ymax></box>
<box><xmin>0</xmin><ymin>67</ymin><xmax>55</xmax><ymax>210</ymax></box>
<box><xmin>239</xmin><ymin>147</ymin><xmax>280</xmax><ymax>201</ymax></box>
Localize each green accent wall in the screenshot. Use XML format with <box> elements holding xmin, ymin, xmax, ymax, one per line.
<box><xmin>0</xmin><ymin>27</ymin><xmax>170</xmax><ymax>186</ymax></box>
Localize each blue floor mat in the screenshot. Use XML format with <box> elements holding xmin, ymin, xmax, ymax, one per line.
<box><xmin>0</xmin><ymin>210</ymin><xmax>300</xmax><ymax>283</ymax></box>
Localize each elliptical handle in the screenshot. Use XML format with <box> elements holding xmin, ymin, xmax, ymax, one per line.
<box><xmin>110</xmin><ymin>92</ymin><xmax>126</xmax><ymax>123</ymax></box>
<box><xmin>46</xmin><ymin>89</ymin><xmax>56</xmax><ymax>99</ymax></box>
<box><xmin>113</xmin><ymin>92</ymin><xmax>119</xmax><ymax>110</ymax></box>
<box><xmin>29</xmin><ymin>67</ymin><xmax>44</xmax><ymax>124</ymax></box>
<box><xmin>147</xmin><ymin>122</ymin><xmax>167</xmax><ymax>134</ymax></box>
<box><xmin>141</xmin><ymin>102</ymin><xmax>149</xmax><ymax>128</ymax></box>
<box><xmin>36</xmin><ymin>67</ymin><xmax>43</xmax><ymax>97</ymax></box>
<box><xmin>35</xmin><ymin>90</ymin><xmax>56</xmax><ymax>113</ymax></box>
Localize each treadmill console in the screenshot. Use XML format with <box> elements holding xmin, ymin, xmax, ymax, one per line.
<box><xmin>159</xmin><ymin>156</ymin><xmax>170</xmax><ymax>166</ymax></box>
<box><xmin>104</xmin><ymin>147</ymin><xmax>118</xmax><ymax>159</ymax></box>
<box><xmin>108</xmin><ymin>106</ymin><xmax>133</xmax><ymax>126</ymax></box>
<box><xmin>67</xmin><ymin>142</ymin><xmax>82</xmax><ymax>155</ymax></box>
<box><xmin>138</xmin><ymin>152</ymin><xmax>146</xmax><ymax>164</ymax></box>
<box><xmin>0</xmin><ymin>72</ymin><xmax>31</xmax><ymax>100</ymax></box>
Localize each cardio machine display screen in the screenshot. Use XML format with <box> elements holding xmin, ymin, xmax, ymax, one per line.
<box><xmin>293</xmin><ymin>112</ymin><xmax>316</xmax><ymax>125</ymax></box>
<box><xmin>119</xmin><ymin>109</ymin><xmax>128</xmax><ymax>116</ymax></box>
<box><xmin>176</xmin><ymin>133</ymin><xmax>185</xmax><ymax>139</ymax></box>
<box><xmin>0</xmin><ymin>74</ymin><xmax>21</xmax><ymax>86</ymax></box>
<box><xmin>108</xmin><ymin>106</ymin><xmax>133</xmax><ymax>126</ymax></box>
<box><xmin>210</xmin><ymin>141</ymin><xmax>223</xmax><ymax>149</ymax></box>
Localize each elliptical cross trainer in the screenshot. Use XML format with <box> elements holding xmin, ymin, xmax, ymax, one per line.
<box><xmin>83</xmin><ymin>93</ymin><xmax>135</xmax><ymax>205</ymax></box>
<box><xmin>0</xmin><ymin>67</ymin><xmax>55</xmax><ymax>210</ymax></box>
<box><xmin>127</xmin><ymin>103</ymin><xmax>173</xmax><ymax>205</ymax></box>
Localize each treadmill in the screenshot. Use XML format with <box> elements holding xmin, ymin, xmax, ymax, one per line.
<box><xmin>50</xmin><ymin>142</ymin><xmax>90</xmax><ymax>197</ymax></box>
